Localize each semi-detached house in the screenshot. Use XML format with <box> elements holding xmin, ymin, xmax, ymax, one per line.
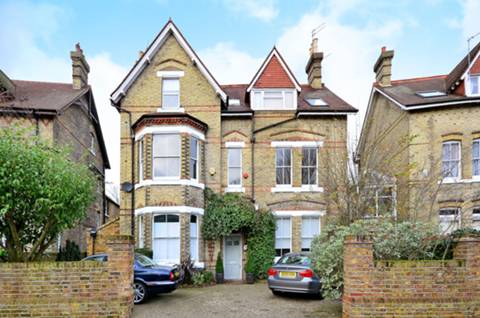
<box><xmin>111</xmin><ymin>20</ymin><xmax>356</xmax><ymax>280</ymax></box>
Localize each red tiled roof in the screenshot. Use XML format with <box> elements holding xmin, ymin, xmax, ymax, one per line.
<box><xmin>253</xmin><ymin>55</ymin><xmax>296</xmax><ymax>89</ymax></box>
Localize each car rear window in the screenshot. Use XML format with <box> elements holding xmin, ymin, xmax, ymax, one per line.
<box><xmin>135</xmin><ymin>254</ymin><xmax>156</xmax><ymax>267</ymax></box>
<box><xmin>277</xmin><ymin>255</ymin><xmax>311</xmax><ymax>266</ymax></box>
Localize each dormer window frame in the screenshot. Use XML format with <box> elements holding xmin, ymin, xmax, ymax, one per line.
<box><xmin>466</xmin><ymin>73</ymin><xmax>480</xmax><ymax>97</ymax></box>
<box><xmin>250</xmin><ymin>88</ymin><xmax>297</xmax><ymax>111</ymax></box>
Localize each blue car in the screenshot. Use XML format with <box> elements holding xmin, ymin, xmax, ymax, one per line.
<box><xmin>83</xmin><ymin>253</ymin><xmax>181</xmax><ymax>304</ymax></box>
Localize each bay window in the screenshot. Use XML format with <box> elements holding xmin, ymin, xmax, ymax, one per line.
<box><xmin>190</xmin><ymin>137</ymin><xmax>199</xmax><ymax>181</ymax></box>
<box><xmin>473</xmin><ymin>139</ymin><xmax>480</xmax><ymax>177</ymax></box>
<box><xmin>275</xmin><ymin>217</ymin><xmax>291</xmax><ymax>257</ymax></box>
<box><xmin>472</xmin><ymin>208</ymin><xmax>480</xmax><ymax>230</ymax></box>
<box><xmin>442</xmin><ymin>141</ymin><xmax>460</xmax><ymax>179</ymax></box>
<box><xmin>138</xmin><ymin>215</ymin><xmax>144</xmax><ymax>248</ymax></box>
<box><xmin>301</xmin><ymin>147</ymin><xmax>317</xmax><ymax>185</ymax></box>
<box><xmin>138</xmin><ymin>139</ymin><xmax>144</xmax><ymax>181</ymax></box>
<box><xmin>228</xmin><ymin>148</ymin><xmax>242</xmax><ymax>186</ymax></box>
<box><xmin>276</xmin><ymin>148</ymin><xmax>292</xmax><ymax>185</ymax></box>
<box><xmin>301</xmin><ymin>216</ymin><xmax>320</xmax><ymax>252</ymax></box>
<box><xmin>162</xmin><ymin>78</ymin><xmax>180</xmax><ymax>109</ymax></box>
<box><xmin>153</xmin><ymin>134</ymin><xmax>180</xmax><ymax>178</ymax></box>
<box><xmin>153</xmin><ymin>214</ymin><xmax>180</xmax><ymax>263</ymax></box>
<box><xmin>190</xmin><ymin>215</ymin><xmax>198</xmax><ymax>261</ymax></box>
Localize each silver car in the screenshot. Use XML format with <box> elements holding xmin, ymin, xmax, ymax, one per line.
<box><xmin>267</xmin><ymin>253</ymin><xmax>321</xmax><ymax>297</ymax></box>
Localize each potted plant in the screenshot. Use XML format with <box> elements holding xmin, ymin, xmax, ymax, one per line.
<box><xmin>215</xmin><ymin>251</ymin><xmax>224</xmax><ymax>284</ymax></box>
<box><xmin>245</xmin><ymin>255</ymin><xmax>255</xmax><ymax>284</ymax></box>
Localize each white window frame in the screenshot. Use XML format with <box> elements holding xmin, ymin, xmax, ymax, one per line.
<box><xmin>275</xmin><ymin>148</ymin><xmax>292</xmax><ymax>186</ymax></box>
<box><xmin>442</xmin><ymin>141</ymin><xmax>461</xmax><ymax>181</ymax></box>
<box><xmin>301</xmin><ymin>216</ymin><xmax>321</xmax><ymax>252</ymax></box>
<box><xmin>274</xmin><ymin>217</ymin><xmax>292</xmax><ymax>257</ymax></box>
<box><xmin>227</xmin><ymin>147</ymin><xmax>243</xmax><ymax>187</ymax></box>
<box><xmin>190</xmin><ymin>215</ymin><xmax>199</xmax><ymax>261</ymax></box>
<box><xmin>138</xmin><ymin>139</ymin><xmax>144</xmax><ymax>182</ymax></box>
<box><xmin>162</xmin><ymin>77</ymin><xmax>180</xmax><ymax>109</ymax></box>
<box><xmin>152</xmin><ymin>134</ymin><xmax>181</xmax><ymax>180</ymax></box>
<box><xmin>152</xmin><ymin>213</ymin><xmax>181</xmax><ymax>264</ymax></box>
<box><xmin>466</xmin><ymin>74</ymin><xmax>480</xmax><ymax>97</ymax></box>
<box><xmin>472</xmin><ymin>207</ymin><xmax>480</xmax><ymax>230</ymax></box>
<box><xmin>473</xmin><ymin>139</ymin><xmax>480</xmax><ymax>178</ymax></box>
<box><xmin>439</xmin><ymin>208</ymin><xmax>461</xmax><ymax>234</ymax></box>
<box><xmin>301</xmin><ymin>147</ymin><xmax>318</xmax><ymax>186</ymax></box>
<box><xmin>250</xmin><ymin>89</ymin><xmax>297</xmax><ymax>110</ymax></box>
<box><xmin>363</xmin><ymin>184</ymin><xmax>397</xmax><ymax>219</ymax></box>
<box><xmin>190</xmin><ymin>137</ymin><xmax>199</xmax><ymax>181</ymax></box>
<box><xmin>138</xmin><ymin>215</ymin><xmax>144</xmax><ymax>248</ymax></box>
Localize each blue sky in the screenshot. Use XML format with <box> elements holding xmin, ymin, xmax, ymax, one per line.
<box><xmin>1</xmin><ymin>0</ymin><xmax>479</xmax><ymax>184</ymax></box>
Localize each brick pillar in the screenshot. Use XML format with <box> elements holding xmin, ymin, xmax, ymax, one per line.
<box><xmin>453</xmin><ymin>236</ymin><xmax>480</xmax><ymax>296</ymax></box>
<box><xmin>106</xmin><ymin>235</ymin><xmax>134</xmax><ymax>317</ymax></box>
<box><xmin>291</xmin><ymin>216</ymin><xmax>302</xmax><ymax>252</ymax></box>
<box><xmin>343</xmin><ymin>235</ymin><xmax>374</xmax><ymax>318</ymax></box>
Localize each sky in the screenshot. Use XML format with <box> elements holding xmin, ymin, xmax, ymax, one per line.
<box><xmin>1</xmin><ymin>0</ymin><xmax>479</xmax><ymax>185</ymax></box>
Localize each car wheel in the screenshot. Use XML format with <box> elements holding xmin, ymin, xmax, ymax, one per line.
<box><xmin>134</xmin><ymin>281</ymin><xmax>148</xmax><ymax>304</ymax></box>
<box><xmin>271</xmin><ymin>290</ymin><xmax>282</xmax><ymax>296</ymax></box>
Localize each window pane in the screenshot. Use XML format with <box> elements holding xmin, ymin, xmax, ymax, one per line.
<box><xmin>283</xmin><ymin>149</ymin><xmax>291</xmax><ymax>165</ymax></box>
<box><xmin>153</xmin><ymin>135</ymin><xmax>180</xmax><ymax>156</ymax></box>
<box><xmin>163</xmin><ymin>78</ymin><xmax>179</xmax><ymax>91</ymax></box>
<box><xmin>228</xmin><ymin>148</ymin><xmax>241</xmax><ymax>167</ymax></box>
<box><xmin>276</xmin><ymin>149</ymin><xmax>284</xmax><ymax>166</ymax></box>
<box><xmin>470</xmin><ymin>76</ymin><xmax>479</xmax><ymax>95</ymax></box>
<box><xmin>154</xmin><ymin>158</ymin><xmax>180</xmax><ymax>177</ymax></box>
<box><xmin>163</xmin><ymin>94</ymin><xmax>179</xmax><ymax>108</ymax></box>
<box><xmin>167</xmin><ymin>214</ymin><xmax>179</xmax><ymax>223</ymax></box>
<box><xmin>229</xmin><ymin>167</ymin><xmax>241</xmax><ymax>185</ymax></box>
<box><xmin>284</xmin><ymin>91</ymin><xmax>294</xmax><ymax>108</ymax></box>
<box><xmin>253</xmin><ymin>91</ymin><xmax>262</xmax><ymax>108</ymax></box>
<box><xmin>264</xmin><ymin>96</ymin><xmax>283</xmax><ymax>108</ymax></box>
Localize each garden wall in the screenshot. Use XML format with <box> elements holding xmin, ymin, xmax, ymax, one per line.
<box><xmin>0</xmin><ymin>235</ymin><xmax>134</xmax><ymax>317</ymax></box>
<box><xmin>86</xmin><ymin>217</ymin><xmax>120</xmax><ymax>256</ymax></box>
<box><xmin>343</xmin><ymin>235</ymin><xmax>480</xmax><ymax>318</ymax></box>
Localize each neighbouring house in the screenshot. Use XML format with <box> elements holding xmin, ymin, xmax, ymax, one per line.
<box><xmin>111</xmin><ymin>20</ymin><xmax>356</xmax><ymax>279</ymax></box>
<box><xmin>0</xmin><ymin>44</ymin><xmax>111</xmax><ymax>253</ymax></box>
<box><xmin>356</xmin><ymin>43</ymin><xmax>480</xmax><ymax>232</ymax></box>
<box><xmin>105</xmin><ymin>182</ymin><xmax>120</xmax><ymax>221</ymax></box>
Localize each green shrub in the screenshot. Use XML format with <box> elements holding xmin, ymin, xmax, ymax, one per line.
<box><xmin>311</xmin><ymin>219</ymin><xmax>450</xmax><ymax>300</ymax></box>
<box><xmin>56</xmin><ymin>240</ymin><xmax>81</xmax><ymax>261</ymax></box>
<box><xmin>0</xmin><ymin>247</ymin><xmax>6</xmax><ymax>262</ymax></box>
<box><xmin>135</xmin><ymin>248</ymin><xmax>153</xmax><ymax>258</ymax></box>
<box><xmin>192</xmin><ymin>271</ymin><xmax>214</xmax><ymax>286</ymax></box>
<box><xmin>215</xmin><ymin>251</ymin><xmax>224</xmax><ymax>274</ymax></box>
<box><xmin>246</xmin><ymin>210</ymin><xmax>275</xmax><ymax>278</ymax></box>
<box><xmin>245</xmin><ymin>255</ymin><xmax>255</xmax><ymax>274</ymax></box>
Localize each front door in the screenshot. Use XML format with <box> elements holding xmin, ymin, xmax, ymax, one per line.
<box><xmin>224</xmin><ymin>235</ymin><xmax>242</xmax><ymax>280</ymax></box>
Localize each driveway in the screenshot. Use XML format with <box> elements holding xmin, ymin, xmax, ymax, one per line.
<box><xmin>133</xmin><ymin>282</ymin><xmax>341</xmax><ymax>318</ymax></box>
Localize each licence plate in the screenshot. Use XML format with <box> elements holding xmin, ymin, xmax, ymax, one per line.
<box><xmin>279</xmin><ymin>271</ymin><xmax>296</xmax><ymax>279</ymax></box>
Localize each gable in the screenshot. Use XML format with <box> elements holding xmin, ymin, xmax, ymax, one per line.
<box><xmin>247</xmin><ymin>48</ymin><xmax>301</xmax><ymax>92</ymax></box>
<box><xmin>111</xmin><ymin>20</ymin><xmax>226</xmax><ymax>105</ymax></box>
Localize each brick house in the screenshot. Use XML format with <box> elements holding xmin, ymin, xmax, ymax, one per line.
<box><xmin>0</xmin><ymin>45</ymin><xmax>110</xmax><ymax>253</ymax></box>
<box><xmin>111</xmin><ymin>20</ymin><xmax>356</xmax><ymax>279</ymax></box>
<box><xmin>356</xmin><ymin>43</ymin><xmax>480</xmax><ymax>232</ymax></box>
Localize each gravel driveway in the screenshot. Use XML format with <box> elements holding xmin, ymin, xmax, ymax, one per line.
<box><xmin>133</xmin><ymin>282</ymin><xmax>341</xmax><ymax>318</ymax></box>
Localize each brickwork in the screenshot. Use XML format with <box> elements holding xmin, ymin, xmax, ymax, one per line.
<box><xmin>0</xmin><ymin>235</ymin><xmax>134</xmax><ymax>317</ymax></box>
<box><xmin>86</xmin><ymin>217</ymin><xmax>120</xmax><ymax>256</ymax></box>
<box><xmin>343</xmin><ymin>235</ymin><xmax>480</xmax><ymax>318</ymax></box>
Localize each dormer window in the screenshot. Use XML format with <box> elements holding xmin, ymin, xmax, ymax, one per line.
<box><xmin>251</xmin><ymin>89</ymin><xmax>296</xmax><ymax>110</ymax></box>
<box><xmin>467</xmin><ymin>74</ymin><xmax>480</xmax><ymax>96</ymax></box>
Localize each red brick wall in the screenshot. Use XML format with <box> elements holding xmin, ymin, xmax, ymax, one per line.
<box><xmin>343</xmin><ymin>236</ymin><xmax>480</xmax><ymax>318</ymax></box>
<box><xmin>254</xmin><ymin>55</ymin><xmax>295</xmax><ymax>88</ymax></box>
<box><xmin>0</xmin><ymin>235</ymin><xmax>134</xmax><ymax>318</ymax></box>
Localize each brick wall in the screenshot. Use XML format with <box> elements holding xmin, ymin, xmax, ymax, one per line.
<box><xmin>0</xmin><ymin>235</ymin><xmax>134</xmax><ymax>317</ymax></box>
<box><xmin>343</xmin><ymin>235</ymin><xmax>480</xmax><ymax>318</ymax></box>
<box><xmin>86</xmin><ymin>217</ymin><xmax>120</xmax><ymax>256</ymax></box>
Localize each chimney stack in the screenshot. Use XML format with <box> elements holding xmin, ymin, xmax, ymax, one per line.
<box><xmin>305</xmin><ymin>37</ymin><xmax>324</xmax><ymax>89</ymax></box>
<box><xmin>373</xmin><ymin>46</ymin><xmax>394</xmax><ymax>87</ymax></box>
<box><xmin>70</xmin><ymin>43</ymin><xmax>90</xmax><ymax>90</ymax></box>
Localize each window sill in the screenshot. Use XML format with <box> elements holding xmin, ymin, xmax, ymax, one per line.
<box><xmin>439</xmin><ymin>178</ymin><xmax>480</xmax><ymax>184</ymax></box>
<box><xmin>271</xmin><ymin>185</ymin><xmax>324</xmax><ymax>193</ymax></box>
<box><xmin>135</xmin><ymin>179</ymin><xmax>205</xmax><ymax>189</ymax></box>
<box><xmin>156</xmin><ymin>107</ymin><xmax>185</xmax><ymax>113</ymax></box>
<box><xmin>225</xmin><ymin>186</ymin><xmax>245</xmax><ymax>193</ymax></box>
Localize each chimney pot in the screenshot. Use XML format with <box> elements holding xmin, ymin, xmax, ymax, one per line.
<box><xmin>374</xmin><ymin>47</ymin><xmax>394</xmax><ymax>87</ymax></box>
<box><xmin>306</xmin><ymin>37</ymin><xmax>323</xmax><ymax>89</ymax></box>
<box><xmin>70</xmin><ymin>43</ymin><xmax>90</xmax><ymax>90</ymax></box>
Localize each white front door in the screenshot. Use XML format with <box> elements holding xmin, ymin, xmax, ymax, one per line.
<box><xmin>224</xmin><ymin>235</ymin><xmax>242</xmax><ymax>280</ymax></box>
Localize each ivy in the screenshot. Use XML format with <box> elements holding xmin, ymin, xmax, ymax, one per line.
<box><xmin>247</xmin><ymin>210</ymin><xmax>275</xmax><ymax>279</ymax></box>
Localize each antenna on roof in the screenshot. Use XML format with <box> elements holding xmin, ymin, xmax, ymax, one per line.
<box><xmin>312</xmin><ymin>23</ymin><xmax>326</xmax><ymax>38</ymax></box>
<box><xmin>467</xmin><ymin>31</ymin><xmax>480</xmax><ymax>75</ymax></box>
<box><xmin>310</xmin><ymin>24</ymin><xmax>326</xmax><ymax>54</ymax></box>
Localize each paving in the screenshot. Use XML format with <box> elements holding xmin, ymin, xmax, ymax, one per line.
<box><xmin>132</xmin><ymin>281</ymin><xmax>342</xmax><ymax>318</ymax></box>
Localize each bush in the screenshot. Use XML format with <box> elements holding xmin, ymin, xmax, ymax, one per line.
<box><xmin>246</xmin><ymin>210</ymin><xmax>275</xmax><ymax>278</ymax></box>
<box><xmin>56</xmin><ymin>240</ymin><xmax>81</xmax><ymax>261</ymax></box>
<box><xmin>192</xmin><ymin>271</ymin><xmax>214</xmax><ymax>286</ymax></box>
<box><xmin>215</xmin><ymin>251</ymin><xmax>224</xmax><ymax>274</ymax></box>
<box><xmin>135</xmin><ymin>248</ymin><xmax>153</xmax><ymax>258</ymax></box>
<box><xmin>0</xmin><ymin>247</ymin><xmax>6</xmax><ymax>262</ymax></box>
<box><xmin>311</xmin><ymin>219</ymin><xmax>449</xmax><ymax>299</ymax></box>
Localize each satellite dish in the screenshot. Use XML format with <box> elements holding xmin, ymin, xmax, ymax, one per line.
<box><xmin>121</xmin><ymin>182</ymin><xmax>134</xmax><ymax>193</ymax></box>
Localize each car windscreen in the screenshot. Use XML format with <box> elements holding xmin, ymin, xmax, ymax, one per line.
<box><xmin>277</xmin><ymin>255</ymin><xmax>311</xmax><ymax>266</ymax></box>
<box><xmin>135</xmin><ymin>254</ymin><xmax>157</xmax><ymax>267</ymax></box>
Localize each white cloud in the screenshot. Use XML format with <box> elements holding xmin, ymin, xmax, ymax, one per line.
<box><xmin>0</xmin><ymin>0</ymin><xmax>126</xmax><ymax>185</ymax></box>
<box><xmin>223</xmin><ymin>0</ymin><xmax>278</xmax><ymax>22</ymax></box>
<box><xmin>459</xmin><ymin>0</ymin><xmax>480</xmax><ymax>41</ymax></box>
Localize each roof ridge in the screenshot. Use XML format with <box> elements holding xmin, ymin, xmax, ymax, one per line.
<box><xmin>12</xmin><ymin>79</ymin><xmax>72</xmax><ymax>86</ymax></box>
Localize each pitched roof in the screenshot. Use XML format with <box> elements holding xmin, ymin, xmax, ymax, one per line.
<box><xmin>446</xmin><ymin>40</ymin><xmax>480</xmax><ymax>92</ymax></box>
<box><xmin>110</xmin><ymin>20</ymin><xmax>226</xmax><ymax>105</ymax></box>
<box><xmin>0</xmin><ymin>79</ymin><xmax>110</xmax><ymax>168</ymax></box>
<box><xmin>222</xmin><ymin>84</ymin><xmax>357</xmax><ymax>114</ymax></box>
<box><xmin>247</xmin><ymin>47</ymin><xmax>301</xmax><ymax>92</ymax></box>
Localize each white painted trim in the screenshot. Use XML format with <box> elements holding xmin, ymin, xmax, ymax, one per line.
<box><xmin>224</xmin><ymin>186</ymin><xmax>245</xmax><ymax>193</ymax></box>
<box><xmin>438</xmin><ymin>178</ymin><xmax>480</xmax><ymax>184</ymax></box>
<box><xmin>135</xmin><ymin>179</ymin><xmax>205</xmax><ymax>189</ymax></box>
<box><xmin>111</xmin><ymin>21</ymin><xmax>226</xmax><ymax>104</ymax></box>
<box><xmin>250</xmin><ymin>88</ymin><xmax>298</xmax><ymax>111</ymax></box>
<box><xmin>135</xmin><ymin>125</ymin><xmax>205</xmax><ymax>141</ymax></box>
<box><xmin>271</xmin><ymin>141</ymin><xmax>324</xmax><ymax>148</ymax></box>
<box><xmin>225</xmin><ymin>141</ymin><xmax>245</xmax><ymax>148</ymax></box>
<box><xmin>223</xmin><ymin>234</ymin><xmax>243</xmax><ymax>280</ymax></box>
<box><xmin>460</xmin><ymin>49</ymin><xmax>480</xmax><ymax>81</ymax></box>
<box><xmin>273</xmin><ymin>210</ymin><xmax>326</xmax><ymax>217</ymax></box>
<box><xmin>136</xmin><ymin>206</ymin><xmax>204</xmax><ymax>216</ymax></box>
<box><xmin>156</xmin><ymin>107</ymin><xmax>185</xmax><ymax>113</ymax></box>
<box><xmin>221</xmin><ymin>113</ymin><xmax>253</xmax><ymax>117</ymax></box>
<box><xmin>271</xmin><ymin>185</ymin><xmax>324</xmax><ymax>193</ymax></box>
<box><xmin>156</xmin><ymin>70</ymin><xmax>185</xmax><ymax>78</ymax></box>
<box><xmin>247</xmin><ymin>48</ymin><xmax>301</xmax><ymax>92</ymax></box>
<box><xmin>297</xmin><ymin>112</ymin><xmax>353</xmax><ymax>116</ymax></box>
